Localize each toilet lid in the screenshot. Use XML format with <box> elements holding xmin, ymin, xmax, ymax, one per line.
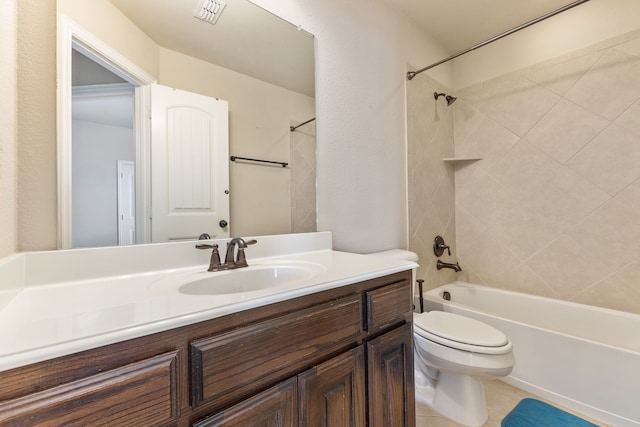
<box><xmin>415</xmin><ymin>311</ymin><xmax>509</xmax><ymax>349</ymax></box>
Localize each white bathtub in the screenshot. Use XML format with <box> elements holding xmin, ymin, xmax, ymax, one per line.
<box><xmin>421</xmin><ymin>281</ymin><xmax>640</xmax><ymax>427</ymax></box>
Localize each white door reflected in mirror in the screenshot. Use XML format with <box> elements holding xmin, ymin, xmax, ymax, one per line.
<box><xmin>117</xmin><ymin>160</ymin><xmax>136</xmax><ymax>245</ymax></box>
<box><xmin>150</xmin><ymin>84</ymin><xmax>230</xmax><ymax>242</ymax></box>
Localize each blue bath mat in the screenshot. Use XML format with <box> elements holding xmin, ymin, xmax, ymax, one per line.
<box><xmin>502</xmin><ymin>398</ymin><xmax>599</xmax><ymax>427</ymax></box>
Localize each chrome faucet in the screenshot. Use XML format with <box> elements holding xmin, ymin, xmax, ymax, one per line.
<box><xmin>196</xmin><ymin>237</ymin><xmax>257</xmax><ymax>271</ymax></box>
<box><xmin>437</xmin><ymin>260</ymin><xmax>462</xmax><ymax>272</ymax></box>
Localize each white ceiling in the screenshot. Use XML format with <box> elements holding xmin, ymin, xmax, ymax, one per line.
<box><xmin>386</xmin><ymin>0</ymin><xmax>586</xmax><ymax>53</ymax></box>
<box><xmin>73</xmin><ymin>95</ymin><xmax>134</xmax><ymax>129</ymax></box>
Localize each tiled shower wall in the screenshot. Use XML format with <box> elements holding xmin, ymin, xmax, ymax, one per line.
<box><xmin>454</xmin><ymin>30</ymin><xmax>640</xmax><ymax>315</ymax></box>
<box><xmin>406</xmin><ymin>72</ymin><xmax>458</xmax><ymax>288</ymax></box>
<box><xmin>290</xmin><ymin>120</ymin><xmax>317</xmax><ymax>233</ymax></box>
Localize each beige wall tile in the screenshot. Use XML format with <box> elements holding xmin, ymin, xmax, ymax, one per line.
<box><xmin>451</xmin><ymin>31</ymin><xmax>640</xmax><ymax>314</ymax></box>
<box><xmin>525</xmin><ymin>51</ymin><xmax>603</xmax><ymax>96</ymax></box>
<box><xmin>485</xmin><ymin>140</ymin><xmax>561</xmax><ymax>198</ymax></box>
<box><xmin>461</xmin><ymin>75</ymin><xmax>559</xmax><ymax>137</ymax></box>
<box><xmin>615</xmin><ymin>101</ymin><xmax>640</xmax><ymax>135</ymax></box>
<box><xmin>574</xmin><ymin>273</ymin><xmax>640</xmax><ymax>313</ymax></box>
<box><xmin>525</xmin><ymin>235</ymin><xmax>613</xmax><ymax>299</ymax></box>
<box><xmin>525</xmin><ymin>98</ymin><xmax>609</xmax><ymax>163</ymax></box>
<box><xmin>455</xmin><ymin>165</ymin><xmax>519</xmax><ymax>229</ymax></box>
<box><xmin>487</xmin><ymin>204</ymin><xmax>562</xmax><ymax>261</ymax></box>
<box><xmin>567</xmin><ymin>200</ymin><xmax>640</xmax><ymax>270</ymax></box>
<box><xmin>566</xmin><ymin>49</ymin><xmax>640</xmax><ymax>120</ymax></box>
<box><xmin>523</xmin><ymin>166</ymin><xmax>610</xmax><ymax>233</ymax></box>
<box><xmin>567</xmin><ymin>123</ymin><xmax>640</xmax><ymax>196</ymax></box>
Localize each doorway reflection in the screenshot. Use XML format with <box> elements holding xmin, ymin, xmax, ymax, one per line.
<box><xmin>72</xmin><ymin>49</ymin><xmax>135</xmax><ymax>247</ymax></box>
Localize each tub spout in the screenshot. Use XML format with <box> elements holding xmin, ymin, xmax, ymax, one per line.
<box><xmin>437</xmin><ymin>260</ymin><xmax>462</xmax><ymax>272</ymax></box>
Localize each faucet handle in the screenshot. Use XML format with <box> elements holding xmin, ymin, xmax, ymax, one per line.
<box><xmin>197</xmin><ymin>243</ymin><xmax>225</xmax><ymax>271</ymax></box>
<box><xmin>207</xmin><ymin>244</ymin><xmax>223</xmax><ymax>271</ymax></box>
<box><xmin>433</xmin><ymin>236</ymin><xmax>451</xmax><ymax>257</ymax></box>
<box><xmin>235</xmin><ymin>248</ymin><xmax>248</xmax><ymax>267</ymax></box>
<box><xmin>235</xmin><ymin>240</ymin><xmax>257</xmax><ymax>267</ymax></box>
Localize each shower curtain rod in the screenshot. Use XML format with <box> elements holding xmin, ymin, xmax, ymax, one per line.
<box><xmin>290</xmin><ymin>117</ymin><xmax>316</xmax><ymax>132</ymax></box>
<box><xmin>407</xmin><ymin>0</ymin><xmax>591</xmax><ymax>80</ymax></box>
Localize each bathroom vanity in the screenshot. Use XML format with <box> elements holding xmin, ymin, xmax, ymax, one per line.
<box><xmin>0</xmin><ymin>233</ymin><xmax>416</xmax><ymax>426</ymax></box>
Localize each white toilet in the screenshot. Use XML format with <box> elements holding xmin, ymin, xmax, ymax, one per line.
<box><xmin>414</xmin><ymin>310</ymin><xmax>514</xmax><ymax>426</ymax></box>
<box><xmin>368</xmin><ymin>250</ymin><xmax>515</xmax><ymax>427</ymax></box>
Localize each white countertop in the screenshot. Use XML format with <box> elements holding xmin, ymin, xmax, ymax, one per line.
<box><xmin>0</xmin><ymin>233</ymin><xmax>415</xmax><ymax>372</ymax></box>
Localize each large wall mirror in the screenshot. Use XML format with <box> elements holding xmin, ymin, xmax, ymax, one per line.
<box><xmin>58</xmin><ymin>0</ymin><xmax>316</xmax><ymax>248</ymax></box>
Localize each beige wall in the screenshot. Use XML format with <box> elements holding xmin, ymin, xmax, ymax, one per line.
<box><xmin>158</xmin><ymin>48</ymin><xmax>315</xmax><ymax>236</ymax></box>
<box><xmin>0</xmin><ymin>0</ymin><xmax>17</xmax><ymax>258</ymax></box>
<box><xmin>454</xmin><ymin>29</ymin><xmax>640</xmax><ymax>315</ymax></box>
<box><xmin>16</xmin><ymin>0</ymin><xmax>57</xmax><ymax>251</ymax></box>
<box><xmin>58</xmin><ymin>0</ymin><xmax>159</xmax><ymax>78</ymax></box>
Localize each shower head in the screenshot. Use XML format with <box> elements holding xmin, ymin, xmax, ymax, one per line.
<box><xmin>434</xmin><ymin>92</ymin><xmax>457</xmax><ymax>106</ymax></box>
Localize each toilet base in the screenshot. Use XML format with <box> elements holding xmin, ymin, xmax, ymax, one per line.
<box><xmin>415</xmin><ymin>369</ymin><xmax>488</xmax><ymax>427</ymax></box>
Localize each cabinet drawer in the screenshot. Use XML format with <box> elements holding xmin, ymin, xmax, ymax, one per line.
<box><xmin>0</xmin><ymin>351</ymin><xmax>179</xmax><ymax>427</ymax></box>
<box><xmin>365</xmin><ymin>280</ymin><xmax>412</xmax><ymax>333</ymax></box>
<box><xmin>191</xmin><ymin>294</ymin><xmax>363</xmax><ymax>409</ymax></box>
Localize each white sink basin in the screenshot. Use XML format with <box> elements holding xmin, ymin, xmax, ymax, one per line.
<box><xmin>152</xmin><ymin>261</ymin><xmax>326</xmax><ymax>295</ymax></box>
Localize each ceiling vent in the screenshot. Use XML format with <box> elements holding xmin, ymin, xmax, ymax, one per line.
<box><xmin>194</xmin><ymin>0</ymin><xmax>227</xmax><ymax>25</ymax></box>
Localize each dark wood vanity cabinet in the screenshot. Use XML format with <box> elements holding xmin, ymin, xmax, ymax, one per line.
<box><xmin>0</xmin><ymin>270</ymin><xmax>414</xmax><ymax>427</ymax></box>
<box><xmin>192</xmin><ymin>273</ymin><xmax>415</xmax><ymax>427</ymax></box>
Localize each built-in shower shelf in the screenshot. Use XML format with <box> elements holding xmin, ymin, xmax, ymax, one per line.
<box><xmin>442</xmin><ymin>157</ymin><xmax>482</xmax><ymax>162</ymax></box>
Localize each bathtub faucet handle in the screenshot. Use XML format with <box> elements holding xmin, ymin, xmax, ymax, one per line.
<box><xmin>433</xmin><ymin>236</ymin><xmax>451</xmax><ymax>257</ymax></box>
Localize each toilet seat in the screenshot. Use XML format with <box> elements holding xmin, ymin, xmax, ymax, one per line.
<box><xmin>414</xmin><ymin>311</ymin><xmax>512</xmax><ymax>355</ymax></box>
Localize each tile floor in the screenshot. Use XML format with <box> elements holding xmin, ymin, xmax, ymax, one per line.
<box><xmin>416</xmin><ymin>379</ymin><xmax>610</xmax><ymax>427</ymax></box>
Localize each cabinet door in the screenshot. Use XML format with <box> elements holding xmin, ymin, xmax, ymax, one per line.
<box><xmin>194</xmin><ymin>377</ymin><xmax>297</xmax><ymax>427</ymax></box>
<box><xmin>298</xmin><ymin>346</ymin><xmax>366</xmax><ymax>427</ymax></box>
<box><xmin>367</xmin><ymin>323</ymin><xmax>415</xmax><ymax>427</ymax></box>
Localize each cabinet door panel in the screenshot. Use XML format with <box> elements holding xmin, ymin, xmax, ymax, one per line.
<box><xmin>194</xmin><ymin>377</ymin><xmax>297</xmax><ymax>427</ymax></box>
<box><xmin>367</xmin><ymin>323</ymin><xmax>415</xmax><ymax>427</ymax></box>
<box><xmin>0</xmin><ymin>351</ymin><xmax>179</xmax><ymax>427</ymax></box>
<box><xmin>298</xmin><ymin>346</ymin><xmax>366</xmax><ymax>427</ymax></box>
